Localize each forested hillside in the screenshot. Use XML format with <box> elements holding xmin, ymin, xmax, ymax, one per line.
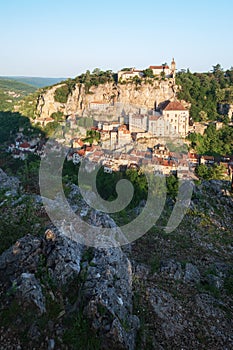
<box><xmin>0</xmin><ymin>79</ymin><xmax>36</xmax><ymax>112</ymax></box>
<box><xmin>176</xmin><ymin>64</ymin><xmax>233</xmax><ymax>121</ymax></box>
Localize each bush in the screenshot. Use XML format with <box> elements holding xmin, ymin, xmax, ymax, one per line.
<box><xmin>54</xmin><ymin>85</ymin><xmax>70</xmax><ymax>103</ymax></box>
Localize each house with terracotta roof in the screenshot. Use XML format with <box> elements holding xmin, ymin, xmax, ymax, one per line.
<box><xmin>72</xmin><ymin>138</ymin><xmax>84</xmax><ymax>149</ymax></box>
<box><xmin>117</xmin><ymin>68</ymin><xmax>144</xmax><ymax>82</ymax></box>
<box><xmin>129</xmin><ymin>100</ymin><xmax>189</xmax><ymax>137</ymax></box>
<box><xmin>18</xmin><ymin>142</ymin><xmax>31</xmax><ymax>151</ymax></box>
<box><xmin>149</xmin><ymin>65</ymin><xmax>171</xmax><ymax>77</ymax></box>
<box><xmin>118</xmin><ymin>125</ymin><xmax>132</xmax><ymax>144</ymax></box>
<box><xmin>34</xmin><ymin>117</ymin><xmax>55</xmax><ymax>126</ymax></box>
<box><xmin>160</xmin><ymin>100</ymin><xmax>189</xmax><ymax>137</ymax></box>
<box><xmin>117</xmin><ymin>59</ymin><xmax>176</xmax><ymax>81</ymax></box>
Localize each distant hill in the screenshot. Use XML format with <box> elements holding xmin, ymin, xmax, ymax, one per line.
<box><xmin>0</xmin><ymin>79</ymin><xmax>37</xmax><ymax>112</ymax></box>
<box><xmin>0</xmin><ymin>76</ymin><xmax>66</xmax><ymax>88</ymax></box>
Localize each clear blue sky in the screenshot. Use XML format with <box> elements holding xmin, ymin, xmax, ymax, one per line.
<box><xmin>0</xmin><ymin>0</ymin><xmax>233</xmax><ymax>77</ymax></box>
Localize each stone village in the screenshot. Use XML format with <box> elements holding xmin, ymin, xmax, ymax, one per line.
<box><xmin>7</xmin><ymin>59</ymin><xmax>233</xmax><ymax>181</ymax></box>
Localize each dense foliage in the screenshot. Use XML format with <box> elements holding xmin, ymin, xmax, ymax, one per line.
<box><xmin>96</xmin><ymin>168</ymin><xmax>178</xmax><ymax>208</ymax></box>
<box><xmin>0</xmin><ymin>111</ymin><xmax>41</xmax><ymax>143</ymax></box>
<box><xmin>188</xmin><ymin>124</ymin><xmax>233</xmax><ymax>155</ymax></box>
<box><xmin>54</xmin><ymin>85</ymin><xmax>70</xmax><ymax>103</ymax></box>
<box><xmin>195</xmin><ymin>163</ymin><xmax>227</xmax><ymax>180</ymax></box>
<box><xmin>176</xmin><ymin>65</ymin><xmax>233</xmax><ymax>121</ymax></box>
<box><xmin>74</xmin><ymin>69</ymin><xmax>115</xmax><ymax>93</ymax></box>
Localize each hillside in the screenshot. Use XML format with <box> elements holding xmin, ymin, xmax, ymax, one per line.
<box><xmin>0</xmin><ymin>167</ymin><xmax>232</xmax><ymax>349</ymax></box>
<box><xmin>176</xmin><ymin>64</ymin><xmax>233</xmax><ymax>122</ymax></box>
<box><xmin>0</xmin><ymin>76</ymin><xmax>66</xmax><ymax>88</ymax></box>
<box><xmin>0</xmin><ymin>79</ymin><xmax>36</xmax><ymax>112</ymax></box>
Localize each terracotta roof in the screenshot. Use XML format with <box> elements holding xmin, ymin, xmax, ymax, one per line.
<box><xmin>188</xmin><ymin>153</ymin><xmax>199</xmax><ymax>159</ymax></box>
<box><xmin>77</xmin><ymin>149</ymin><xmax>85</xmax><ymax>156</ymax></box>
<box><xmin>73</xmin><ymin>138</ymin><xmax>84</xmax><ymax>146</ymax></box>
<box><xmin>149</xmin><ymin>116</ymin><xmax>160</xmax><ymax>121</ymax></box>
<box><xmin>132</xmin><ymin>114</ymin><xmax>146</xmax><ymax>119</ymax></box>
<box><xmin>162</xmin><ymin>101</ymin><xmax>187</xmax><ymax>111</ymax></box>
<box><xmin>149</xmin><ymin>65</ymin><xmax>169</xmax><ymax>70</ymax></box>
<box><xmin>118</xmin><ymin>125</ymin><xmax>127</xmax><ymax>131</ymax></box>
<box><xmin>19</xmin><ymin>142</ymin><xmax>30</xmax><ymax>148</ymax></box>
<box><xmin>86</xmin><ymin>146</ymin><xmax>94</xmax><ymax>152</ymax></box>
<box><xmin>90</xmin><ymin>101</ymin><xmax>107</xmax><ymax>104</ymax></box>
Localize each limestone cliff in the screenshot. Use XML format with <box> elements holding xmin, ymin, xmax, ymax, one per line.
<box><xmin>36</xmin><ymin>79</ymin><xmax>177</xmax><ymax>119</ymax></box>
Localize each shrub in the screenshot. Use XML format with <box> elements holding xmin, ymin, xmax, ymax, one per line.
<box><xmin>54</xmin><ymin>85</ymin><xmax>70</xmax><ymax>103</ymax></box>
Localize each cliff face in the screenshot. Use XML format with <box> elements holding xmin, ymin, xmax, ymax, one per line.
<box><xmin>36</xmin><ymin>79</ymin><xmax>177</xmax><ymax>119</ymax></box>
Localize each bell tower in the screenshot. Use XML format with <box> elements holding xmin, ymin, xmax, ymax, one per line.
<box><xmin>171</xmin><ymin>58</ymin><xmax>176</xmax><ymax>78</ymax></box>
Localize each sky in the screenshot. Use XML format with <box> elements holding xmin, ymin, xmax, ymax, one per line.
<box><xmin>0</xmin><ymin>0</ymin><xmax>233</xmax><ymax>77</ymax></box>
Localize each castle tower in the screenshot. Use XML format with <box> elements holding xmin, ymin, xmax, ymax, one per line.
<box><xmin>171</xmin><ymin>58</ymin><xmax>176</xmax><ymax>78</ymax></box>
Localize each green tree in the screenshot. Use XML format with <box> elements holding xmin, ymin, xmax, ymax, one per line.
<box><xmin>54</xmin><ymin>85</ymin><xmax>70</xmax><ymax>103</ymax></box>
<box><xmin>198</xmin><ymin>110</ymin><xmax>208</xmax><ymax>121</ymax></box>
<box><xmin>143</xmin><ymin>68</ymin><xmax>154</xmax><ymax>78</ymax></box>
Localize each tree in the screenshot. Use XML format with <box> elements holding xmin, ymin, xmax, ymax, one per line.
<box><xmin>143</xmin><ymin>68</ymin><xmax>154</xmax><ymax>78</ymax></box>
<box><xmin>160</xmin><ymin>71</ymin><xmax>165</xmax><ymax>79</ymax></box>
<box><xmin>54</xmin><ymin>85</ymin><xmax>69</xmax><ymax>103</ymax></box>
<box><xmin>166</xmin><ymin>175</ymin><xmax>178</xmax><ymax>199</ymax></box>
<box><xmin>196</xmin><ymin>164</ymin><xmax>209</xmax><ymax>179</ymax></box>
<box><xmin>212</xmin><ymin>64</ymin><xmax>223</xmax><ymax>75</ymax></box>
<box><xmin>92</xmin><ymin>68</ymin><xmax>102</xmax><ymax>76</ymax></box>
<box><xmin>198</xmin><ymin>110</ymin><xmax>208</xmax><ymax>121</ymax></box>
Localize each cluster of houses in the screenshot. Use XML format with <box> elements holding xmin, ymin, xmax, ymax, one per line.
<box><xmin>117</xmin><ymin>58</ymin><xmax>176</xmax><ymax>81</ymax></box>
<box><xmin>67</xmin><ymin>132</ymin><xmax>233</xmax><ymax>180</ymax></box>
<box><xmin>67</xmin><ymin>141</ymin><xmax>191</xmax><ymax>179</ymax></box>
<box><xmin>6</xmin><ymin>127</ymin><xmax>233</xmax><ymax>182</ymax></box>
<box><xmin>8</xmin><ymin>133</ymin><xmax>45</xmax><ymax>160</ymax></box>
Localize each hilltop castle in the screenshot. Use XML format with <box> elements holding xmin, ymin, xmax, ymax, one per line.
<box><xmin>118</xmin><ymin>58</ymin><xmax>176</xmax><ymax>82</ymax></box>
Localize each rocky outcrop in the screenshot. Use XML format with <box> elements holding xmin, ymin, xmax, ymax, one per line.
<box><xmin>0</xmin><ymin>228</ymin><xmax>83</xmax><ymax>291</ymax></box>
<box><xmin>0</xmin><ymin>168</ymin><xmax>20</xmax><ymax>196</ymax></box>
<box><xmin>217</xmin><ymin>102</ymin><xmax>233</xmax><ymax>119</ymax></box>
<box><xmin>0</xmin><ymin>227</ymin><xmax>139</xmax><ymax>349</ymax></box>
<box><xmin>36</xmin><ymin>80</ymin><xmax>177</xmax><ymax>119</ymax></box>
<box><xmin>15</xmin><ymin>273</ymin><xmax>46</xmax><ymax>315</ymax></box>
<box><xmin>83</xmin><ymin>238</ymin><xmax>139</xmax><ymax>350</ymax></box>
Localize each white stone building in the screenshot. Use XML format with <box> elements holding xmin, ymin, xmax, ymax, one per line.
<box><xmin>129</xmin><ymin>114</ymin><xmax>148</xmax><ymax>132</ymax></box>
<box><xmin>118</xmin><ymin>69</ymin><xmax>144</xmax><ymax>82</ymax></box>
<box><xmin>161</xmin><ymin>100</ymin><xmax>189</xmax><ymax>137</ymax></box>
<box><xmin>129</xmin><ymin>100</ymin><xmax>189</xmax><ymax>138</ymax></box>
